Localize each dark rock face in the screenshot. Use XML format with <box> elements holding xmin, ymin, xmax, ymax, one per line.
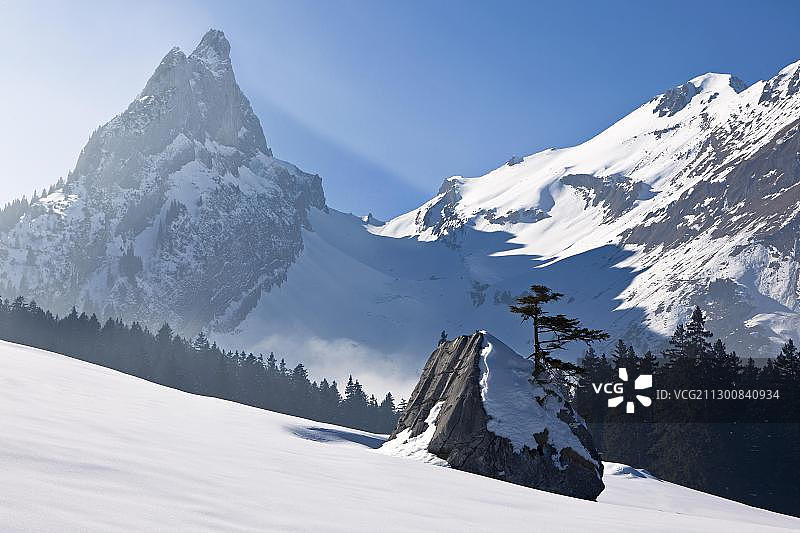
<box><xmin>390</xmin><ymin>332</ymin><xmax>604</xmax><ymax>500</ymax></box>
<box><xmin>416</xmin><ymin>178</ymin><xmax>464</xmax><ymax>239</ymax></box>
<box><xmin>481</xmin><ymin>206</ymin><xmax>550</xmax><ymax>225</ymax></box>
<box><xmin>560</xmin><ymin>173</ymin><xmax>651</xmax><ymax>222</ymax></box>
<box><xmin>653</xmin><ymin>82</ymin><xmax>699</xmax><ymax>117</ymax></box>
<box><xmin>624</xmin><ymin>117</ymin><xmax>800</xmax><ymax>252</ymax></box>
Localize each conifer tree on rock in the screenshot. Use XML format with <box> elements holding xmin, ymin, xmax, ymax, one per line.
<box><xmin>509</xmin><ymin>284</ymin><xmax>608</xmax><ymax>380</ymax></box>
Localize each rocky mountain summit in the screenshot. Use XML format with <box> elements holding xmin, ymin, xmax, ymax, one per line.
<box><xmin>380</xmin><ymin>331</ymin><xmax>604</xmax><ymax>500</ymax></box>
<box><xmin>0</xmin><ymin>30</ymin><xmax>324</xmax><ymax>332</ymax></box>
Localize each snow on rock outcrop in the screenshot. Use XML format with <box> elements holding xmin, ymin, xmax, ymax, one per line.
<box><xmin>379</xmin><ymin>401</ymin><xmax>448</xmax><ymax>466</ymax></box>
<box><xmin>479</xmin><ymin>333</ymin><xmax>595</xmax><ymax>463</ymax></box>
<box><xmin>381</xmin><ymin>331</ymin><xmax>604</xmax><ymax>500</ymax></box>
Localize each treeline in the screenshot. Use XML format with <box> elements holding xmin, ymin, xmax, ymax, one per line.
<box><xmin>0</xmin><ymin>178</ymin><xmax>65</xmax><ymax>231</ymax></box>
<box><xmin>574</xmin><ymin>306</ymin><xmax>799</xmax><ymax>516</ymax></box>
<box><xmin>0</xmin><ymin>296</ymin><xmax>402</xmax><ymax>434</ymax></box>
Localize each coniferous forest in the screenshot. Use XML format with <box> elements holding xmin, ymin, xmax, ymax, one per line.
<box><xmin>573</xmin><ymin>306</ymin><xmax>800</xmax><ymax>516</ymax></box>
<box><xmin>0</xmin><ymin>296</ymin><xmax>401</xmax><ymax>434</ymax></box>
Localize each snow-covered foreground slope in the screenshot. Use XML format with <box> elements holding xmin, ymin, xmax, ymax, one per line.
<box><xmin>1</xmin><ymin>342</ymin><xmax>797</xmax><ymax>532</ymax></box>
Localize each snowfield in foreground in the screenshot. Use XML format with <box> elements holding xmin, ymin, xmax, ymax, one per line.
<box><xmin>1</xmin><ymin>342</ymin><xmax>797</xmax><ymax>532</ymax></box>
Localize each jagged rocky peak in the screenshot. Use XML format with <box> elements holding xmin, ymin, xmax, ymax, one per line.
<box><xmin>0</xmin><ymin>29</ymin><xmax>325</xmax><ymax>334</ymax></box>
<box><xmin>380</xmin><ymin>331</ymin><xmax>604</xmax><ymax>501</ymax></box>
<box><xmin>190</xmin><ymin>28</ymin><xmax>232</xmax><ymax>71</ymax></box>
<box><xmin>76</xmin><ymin>28</ymin><xmax>269</xmax><ymax>189</ymax></box>
<box><xmin>142</xmin><ymin>29</ymin><xmax>233</xmax><ymax>93</ymax></box>
<box><xmin>653</xmin><ymin>72</ymin><xmax>747</xmax><ymax>117</ymax></box>
<box><xmin>760</xmin><ymin>59</ymin><xmax>800</xmax><ymax>104</ymax></box>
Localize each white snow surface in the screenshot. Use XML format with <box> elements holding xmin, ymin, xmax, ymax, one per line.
<box><xmin>377</xmin><ymin>401</ymin><xmax>449</xmax><ymax>466</ymax></box>
<box><xmin>478</xmin><ymin>333</ymin><xmax>595</xmax><ymax>465</ymax></box>
<box><xmin>2</xmin><ymin>341</ymin><xmax>798</xmax><ymax>532</ymax></box>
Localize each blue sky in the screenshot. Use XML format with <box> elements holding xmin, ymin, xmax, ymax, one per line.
<box><xmin>1</xmin><ymin>0</ymin><xmax>799</xmax><ymax>218</ymax></box>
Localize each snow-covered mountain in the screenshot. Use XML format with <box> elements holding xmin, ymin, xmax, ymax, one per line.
<box><xmin>3</xmin><ymin>341</ymin><xmax>798</xmax><ymax>531</ymax></box>
<box><xmin>2</xmin><ymin>28</ymin><xmax>800</xmax><ymax>394</ymax></box>
<box><xmin>372</xmin><ymin>64</ymin><xmax>800</xmax><ymax>356</ymax></box>
<box><xmin>0</xmin><ymin>30</ymin><xmax>324</xmax><ymax>333</ymax></box>
<box><xmin>225</xmin><ymin>58</ymin><xmax>800</xmax><ymax>393</ymax></box>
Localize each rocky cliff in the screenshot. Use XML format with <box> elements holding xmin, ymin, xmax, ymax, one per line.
<box><xmin>380</xmin><ymin>331</ymin><xmax>604</xmax><ymax>500</ymax></box>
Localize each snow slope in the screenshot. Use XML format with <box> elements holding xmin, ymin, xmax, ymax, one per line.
<box><xmin>1</xmin><ymin>341</ymin><xmax>798</xmax><ymax>532</ymax></box>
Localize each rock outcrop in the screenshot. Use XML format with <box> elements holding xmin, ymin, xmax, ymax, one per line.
<box><xmin>382</xmin><ymin>331</ymin><xmax>604</xmax><ymax>500</ymax></box>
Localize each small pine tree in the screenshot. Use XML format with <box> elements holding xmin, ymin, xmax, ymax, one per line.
<box><xmin>611</xmin><ymin>339</ymin><xmax>637</xmax><ymax>371</ymax></box>
<box><xmin>119</xmin><ymin>243</ymin><xmax>143</xmax><ymax>280</ymax></box>
<box><xmin>639</xmin><ymin>350</ymin><xmax>659</xmax><ymax>374</ymax></box>
<box><xmin>156</xmin><ymin>322</ymin><xmax>173</xmax><ymax>346</ymax></box>
<box><xmin>510</xmin><ymin>284</ymin><xmax>608</xmax><ymax>380</ymax></box>
<box><xmin>379</xmin><ymin>392</ymin><xmax>396</xmax><ymax>414</ymax></box>
<box><xmin>193</xmin><ymin>331</ymin><xmax>210</xmax><ymax>351</ymax></box>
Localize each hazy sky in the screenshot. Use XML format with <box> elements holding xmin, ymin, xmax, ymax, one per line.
<box><xmin>1</xmin><ymin>0</ymin><xmax>799</xmax><ymax>219</ymax></box>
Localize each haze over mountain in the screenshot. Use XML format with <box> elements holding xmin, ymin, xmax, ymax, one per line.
<box><xmin>2</xmin><ymin>30</ymin><xmax>800</xmax><ymax>393</ymax></box>
<box><xmin>0</xmin><ymin>30</ymin><xmax>324</xmax><ymax>333</ymax></box>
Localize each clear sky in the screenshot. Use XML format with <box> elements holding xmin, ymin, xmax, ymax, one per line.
<box><xmin>1</xmin><ymin>0</ymin><xmax>799</xmax><ymax>219</ymax></box>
